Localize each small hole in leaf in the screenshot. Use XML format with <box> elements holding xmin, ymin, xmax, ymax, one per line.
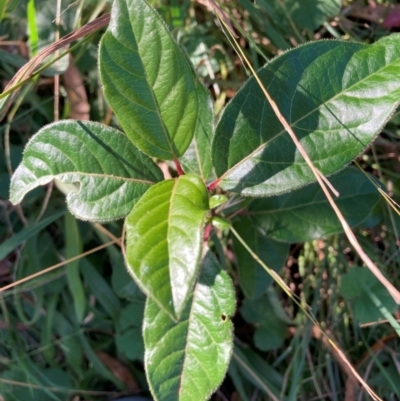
<box><xmin>221</xmin><ymin>314</ymin><xmax>227</xmax><ymax>321</ymax></box>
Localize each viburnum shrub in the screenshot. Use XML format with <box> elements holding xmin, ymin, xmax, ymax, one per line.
<box><xmin>9</xmin><ymin>0</ymin><xmax>400</xmax><ymax>399</ymax></box>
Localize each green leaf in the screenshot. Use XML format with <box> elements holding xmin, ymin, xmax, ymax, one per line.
<box><xmin>179</xmin><ymin>81</ymin><xmax>215</xmax><ymax>180</ymax></box>
<box><xmin>0</xmin><ymin>210</ymin><xmax>64</xmax><ymax>260</ymax></box>
<box><xmin>143</xmin><ymin>249</ymin><xmax>235</xmax><ymax>401</ymax></box>
<box><xmin>65</xmin><ymin>212</ymin><xmax>86</xmax><ymax>323</ymax></box>
<box><xmin>126</xmin><ymin>174</ymin><xmax>209</xmax><ymax>319</ymax></box>
<box><xmin>213</xmin><ymin>35</ymin><xmax>400</xmax><ymax>196</ymax></box>
<box><xmin>116</xmin><ymin>328</ymin><xmax>144</xmax><ymax>361</ymax></box>
<box><xmin>245</xmin><ymin>167</ymin><xmax>380</xmax><ymax>243</ymax></box>
<box><xmin>99</xmin><ymin>0</ymin><xmax>198</xmax><ymax>160</ymax></box>
<box><xmin>232</xmin><ymin>221</ymin><xmax>289</xmax><ymax>299</ymax></box>
<box><xmin>10</xmin><ymin>120</ymin><xmax>163</xmax><ymax>221</ymax></box>
<box><xmin>241</xmin><ymin>294</ymin><xmax>289</xmax><ymax>351</ymax></box>
<box><xmin>116</xmin><ymin>302</ymin><xmax>146</xmax><ymax>361</ymax></box>
<box><xmin>340</xmin><ymin>267</ymin><xmax>398</xmax><ymax>324</ymax></box>
<box><xmin>0</xmin><ymin>0</ymin><xmax>8</xmax><ymax>21</ymax></box>
<box><xmin>209</xmin><ymin>194</ymin><xmax>228</xmax><ymax>209</ymax></box>
<box><xmin>118</xmin><ymin>302</ymin><xmax>145</xmax><ymax>332</ymax></box>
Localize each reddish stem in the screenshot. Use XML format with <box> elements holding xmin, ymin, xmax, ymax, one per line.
<box><xmin>174</xmin><ymin>158</ymin><xmax>185</xmax><ymax>176</ymax></box>
<box><xmin>207</xmin><ymin>178</ymin><xmax>221</xmax><ymax>191</ymax></box>
<box><xmin>203</xmin><ymin>224</ymin><xmax>212</xmax><ymax>242</ymax></box>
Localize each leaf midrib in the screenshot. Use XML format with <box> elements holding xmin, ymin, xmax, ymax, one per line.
<box><xmin>126</xmin><ymin>3</ymin><xmax>175</xmax><ymax>158</ymax></box>
<box><xmin>218</xmin><ymin>42</ymin><xmax>399</xmax><ymax>181</ymax></box>
<box><xmin>30</xmin><ymin>171</ymin><xmax>156</xmax><ymax>185</ymax></box>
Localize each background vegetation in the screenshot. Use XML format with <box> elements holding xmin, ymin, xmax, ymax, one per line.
<box><xmin>0</xmin><ymin>0</ymin><xmax>399</xmax><ymax>400</ymax></box>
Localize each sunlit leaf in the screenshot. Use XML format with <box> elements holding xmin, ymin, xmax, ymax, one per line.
<box><xmin>180</xmin><ymin>81</ymin><xmax>215</xmax><ymax>181</ymax></box>
<box><xmin>213</xmin><ymin>35</ymin><xmax>400</xmax><ymax>196</ymax></box>
<box><xmin>125</xmin><ymin>174</ymin><xmax>209</xmax><ymax>319</ymax></box>
<box><xmin>99</xmin><ymin>0</ymin><xmax>198</xmax><ymax>160</ymax></box>
<box><xmin>10</xmin><ymin>120</ymin><xmax>163</xmax><ymax>221</ymax></box>
<box><xmin>144</xmin><ymin>249</ymin><xmax>235</xmax><ymax>401</ymax></box>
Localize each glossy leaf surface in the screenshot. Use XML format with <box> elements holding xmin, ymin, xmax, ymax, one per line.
<box><xmin>99</xmin><ymin>0</ymin><xmax>198</xmax><ymax>160</ymax></box>
<box><xmin>125</xmin><ymin>174</ymin><xmax>209</xmax><ymax>319</ymax></box>
<box><xmin>143</xmin><ymin>250</ymin><xmax>235</xmax><ymax>401</ymax></box>
<box><xmin>213</xmin><ymin>35</ymin><xmax>400</xmax><ymax>196</ymax></box>
<box><xmin>10</xmin><ymin>120</ymin><xmax>163</xmax><ymax>221</ymax></box>
<box><xmin>180</xmin><ymin>81</ymin><xmax>215</xmax><ymax>181</ymax></box>
<box><xmin>244</xmin><ymin>168</ymin><xmax>380</xmax><ymax>243</ymax></box>
<box><xmin>232</xmin><ymin>222</ymin><xmax>289</xmax><ymax>299</ymax></box>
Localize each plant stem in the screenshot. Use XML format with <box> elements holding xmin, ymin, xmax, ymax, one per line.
<box><xmin>174</xmin><ymin>158</ymin><xmax>185</xmax><ymax>176</ymax></box>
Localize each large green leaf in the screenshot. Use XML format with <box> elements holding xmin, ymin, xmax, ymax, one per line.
<box><xmin>99</xmin><ymin>0</ymin><xmax>198</xmax><ymax>160</ymax></box>
<box><xmin>125</xmin><ymin>174</ymin><xmax>209</xmax><ymax>319</ymax></box>
<box><xmin>232</xmin><ymin>220</ymin><xmax>289</xmax><ymax>299</ymax></box>
<box><xmin>143</xmin><ymin>249</ymin><xmax>235</xmax><ymax>401</ymax></box>
<box><xmin>212</xmin><ymin>35</ymin><xmax>400</xmax><ymax>196</ymax></box>
<box><xmin>9</xmin><ymin>120</ymin><xmax>163</xmax><ymax>221</ymax></box>
<box><xmin>244</xmin><ymin>167</ymin><xmax>379</xmax><ymax>243</ymax></box>
<box><xmin>180</xmin><ymin>81</ymin><xmax>215</xmax><ymax>181</ymax></box>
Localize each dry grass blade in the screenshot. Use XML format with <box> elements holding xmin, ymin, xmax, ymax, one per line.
<box><xmin>209</xmin><ymin>3</ymin><xmax>400</xmax><ymax>306</ymax></box>
<box><xmin>0</xmin><ymin>13</ymin><xmax>110</xmax><ymax>121</ymax></box>
<box><xmin>0</xmin><ymin>377</ymin><xmax>119</xmax><ymax>396</ymax></box>
<box><xmin>0</xmin><ymin>239</ymin><xmax>119</xmax><ymax>293</ymax></box>
<box><xmin>230</xmin><ymin>226</ymin><xmax>382</xmax><ymax>401</ymax></box>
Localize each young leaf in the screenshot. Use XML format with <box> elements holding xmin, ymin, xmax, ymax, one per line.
<box><xmin>232</xmin><ymin>221</ymin><xmax>289</xmax><ymax>299</ymax></box>
<box><xmin>143</xmin><ymin>249</ymin><xmax>235</xmax><ymax>401</ymax></box>
<box><xmin>179</xmin><ymin>81</ymin><xmax>215</xmax><ymax>181</ymax></box>
<box><xmin>244</xmin><ymin>167</ymin><xmax>380</xmax><ymax>243</ymax></box>
<box><xmin>125</xmin><ymin>174</ymin><xmax>209</xmax><ymax>319</ymax></box>
<box><xmin>10</xmin><ymin>120</ymin><xmax>163</xmax><ymax>221</ymax></box>
<box><xmin>212</xmin><ymin>35</ymin><xmax>400</xmax><ymax>196</ymax></box>
<box><xmin>99</xmin><ymin>0</ymin><xmax>198</xmax><ymax>160</ymax></box>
